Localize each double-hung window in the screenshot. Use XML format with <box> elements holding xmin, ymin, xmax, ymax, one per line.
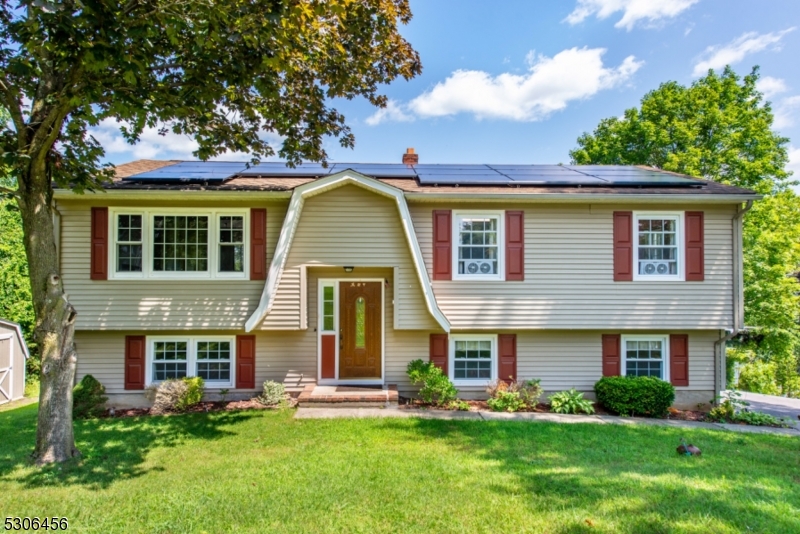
<box><xmin>453</xmin><ymin>211</ymin><xmax>504</xmax><ymax>280</ymax></box>
<box><xmin>147</xmin><ymin>336</ymin><xmax>234</xmax><ymax>387</ymax></box>
<box><xmin>109</xmin><ymin>209</ymin><xmax>248</xmax><ymax>279</ymax></box>
<box><xmin>634</xmin><ymin>213</ymin><xmax>682</xmax><ymax>281</ymax></box>
<box><xmin>449</xmin><ymin>334</ymin><xmax>497</xmax><ymax>386</ymax></box>
<box><xmin>622</xmin><ymin>335</ymin><xmax>669</xmax><ymax>381</ymax></box>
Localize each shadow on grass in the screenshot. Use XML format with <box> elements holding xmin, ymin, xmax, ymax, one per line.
<box><xmin>380</xmin><ymin>417</ymin><xmax>800</xmax><ymax>534</ymax></box>
<box><xmin>0</xmin><ymin>403</ymin><xmax>258</xmax><ymax>490</ymax></box>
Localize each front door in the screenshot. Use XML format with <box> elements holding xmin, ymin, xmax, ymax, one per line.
<box><xmin>339</xmin><ymin>281</ymin><xmax>382</xmax><ymax>379</ymax></box>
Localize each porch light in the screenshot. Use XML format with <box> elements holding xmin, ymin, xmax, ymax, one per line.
<box><xmin>343</xmin><ymin>266</ymin><xmax>354</xmax><ymax>273</ymax></box>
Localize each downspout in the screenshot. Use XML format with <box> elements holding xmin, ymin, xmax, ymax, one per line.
<box><xmin>714</xmin><ymin>200</ymin><xmax>754</xmax><ymax>395</ymax></box>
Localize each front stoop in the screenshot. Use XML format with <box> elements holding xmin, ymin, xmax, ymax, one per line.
<box><xmin>298</xmin><ymin>384</ymin><xmax>399</xmax><ymax>408</ymax></box>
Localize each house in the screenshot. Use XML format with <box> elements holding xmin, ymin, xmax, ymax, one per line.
<box><xmin>0</xmin><ymin>319</ymin><xmax>30</xmax><ymax>404</ymax></box>
<box><xmin>55</xmin><ymin>150</ymin><xmax>760</xmax><ymax>408</ymax></box>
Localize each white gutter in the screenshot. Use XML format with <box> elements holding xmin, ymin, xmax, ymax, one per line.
<box><xmin>403</xmin><ymin>192</ymin><xmax>761</xmax><ymax>203</ymax></box>
<box><xmin>53</xmin><ymin>189</ymin><xmax>293</xmax><ymax>201</ymax></box>
<box><xmin>244</xmin><ymin>171</ymin><xmax>451</xmax><ymax>333</ymax></box>
<box><xmin>714</xmin><ymin>199</ymin><xmax>754</xmax><ymax>394</ymax></box>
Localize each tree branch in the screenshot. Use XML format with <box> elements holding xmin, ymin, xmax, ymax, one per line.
<box><xmin>0</xmin><ymin>76</ymin><xmax>28</xmax><ymax>145</ymax></box>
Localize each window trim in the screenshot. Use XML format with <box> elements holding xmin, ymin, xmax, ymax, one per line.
<box><xmin>621</xmin><ymin>334</ymin><xmax>670</xmax><ymax>382</ymax></box>
<box><xmin>448</xmin><ymin>333</ymin><xmax>498</xmax><ymax>386</ymax></box>
<box><xmin>452</xmin><ymin>210</ymin><xmax>505</xmax><ymax>281</ymax></box>
<box><xmin>632</xmin><ymin>211</ymin><xmax>684</xmax><ymax>282</ymax></box>
<box><xmin>108</xmin><ymin>207</ymin><xmax>250</xmax><ymax>280</ymax></box>
<box><xmin>145</xmin><ymin>335</ymin><xmax>236</xmax><ymax>388</ymax></box>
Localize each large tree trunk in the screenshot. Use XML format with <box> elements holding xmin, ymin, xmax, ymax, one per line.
<box><xmin>17</xmin><ymin>159</ymin><xmax>80</xmax><ymax>465</ymax></box>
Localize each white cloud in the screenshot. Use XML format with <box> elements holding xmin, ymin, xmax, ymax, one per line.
<box><xmin>788</xmin><ymin>146</ymin><xmax>800</xmax><ymax>177</ymax></box>
<box><xmin>91</xmin><ymin>118</ymin><xmax>199</xmax><ymax>161</ymax></box>
<box><xmin>90</xmin><ymin>118</ymin><xmax>285</xmax><ymax>162</ymax></box>
<box><xmin>365</xmin><ymin>100</ymin><xmax>414</xmax><ymax>126</ymax></box>
<box><xmin>565</xmin><ymin>0</ymin><xmax>699</xmax><ymax>31</ymax></box>
<box><xmin>392</xmin><ymin>47</ymin><xmax>643</xmax><ymax>122</ymax></box>
<box><xmin>773</xmin><ymin>95</ymin><xmax>800</xmax><ymax>130</ymax></box>
<box><xmin>692</xmin><ymin>28</ymin><xmax>796</xmax><ymax>77</ymax></box>
<box><xmin>757</xmin><ymin>76</ymin><xmax>788</xmax><ymax>98</ymax></box>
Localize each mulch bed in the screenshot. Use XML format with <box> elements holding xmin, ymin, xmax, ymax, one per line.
<box><xmin>102</xmin><ymin>396</ymin><xmax>298</xmax><ymax>418</ymax></box>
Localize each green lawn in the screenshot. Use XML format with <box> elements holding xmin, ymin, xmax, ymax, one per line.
<box><xmin>2</xmin><ymin>405</ymin><xmax>799</xmax><ymax>533</ymax></box>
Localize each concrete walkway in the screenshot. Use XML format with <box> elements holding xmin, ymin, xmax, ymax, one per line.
<box><xmin>295</xmin><ymin>406</ymin><xmax>800</xmax><ymax>437</ymax></box>
<box><xmin>737</xmin><ymin>391</ymin><xmax>800</xmax><ymax>428</ymax></box>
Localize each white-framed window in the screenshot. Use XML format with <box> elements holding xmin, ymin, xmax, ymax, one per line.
<box><xmin>449</xmin><ymin>334</ymin><xmax>497</xmax><ymax>386</ymax></box>
<box><xmin>621</xmin><ymin>335</ymin><xmax>669</xmax><ymax>381</ymax></box>
<box><xmin>109</xmin><ymin>208</ymin><xmax>249</xmax><ymax>280</ymax></box>
<box><xmin>146</xmin><ymin>336</ymin><xmax>235</xmax><ymax>388</ymax></box>
<box><xmin>633</xmin><ymin>212</ymin><xmax>683</xmax><ymax>281</ymax></box>
<box><xmin>453</xmin><ymin>211</ymin><xmax>504</xmax><ymax>280</ymax></box>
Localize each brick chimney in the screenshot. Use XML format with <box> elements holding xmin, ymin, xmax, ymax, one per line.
<box><xmin>402</xmin><ymin>147</ymin><xmax>418</xmax><ymax>165</ymax></box>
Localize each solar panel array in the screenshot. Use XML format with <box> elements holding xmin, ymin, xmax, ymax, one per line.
<box><xmin>125</xmin><ymin>161</ymin><xmax>704</xmax><ymax>187</ymax></box>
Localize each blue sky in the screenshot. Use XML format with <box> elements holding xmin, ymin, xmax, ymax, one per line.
<box><xmin>95</xmin><ymin>0</ymin><xmax>800</xmax><ymax>175</ymax></box>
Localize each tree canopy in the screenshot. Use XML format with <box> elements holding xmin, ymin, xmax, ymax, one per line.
<box><xmin>0</xmin><ymin>0</ymin><xmax>421</xmax><ymax>463</ymax></box>
<box><xmin>571</xmin><ymin>66</ymin><xmax>800</xmax><ymax>396</ymax></box>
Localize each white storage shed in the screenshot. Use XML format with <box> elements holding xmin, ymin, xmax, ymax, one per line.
<box><xmin>0</xmin><ymin>319</ymin><xmax>30</xmax><ymax>404</ymax></box>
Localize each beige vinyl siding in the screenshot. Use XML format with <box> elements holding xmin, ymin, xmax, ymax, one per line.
<box><xmin>410</xmin><ymin>202</ymin><xmax>735</xmax><ymax>330</ymax></box>
<box><xmin>261</xmin><ymin>184</ymin><xmax>439</xmax><ymax>330</ymax></box>
<box><xmin>76</xmin><ymin>328</ymin><xmax>716</xmax><ymax>400</ymax></box>
<box><xmin>57</xmin><ymin>199</ymin><xmax>287</xmax><ymax>330</ymax></box>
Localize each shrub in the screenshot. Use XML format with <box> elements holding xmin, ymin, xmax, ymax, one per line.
<box><xmin>406</xmin><ymin>359</ymin><xmax>458</xmax><ymax>406</ymax></box>
<box><xmin>145</xmin><ymin>377</ymin><xmax>205</xmax><ymax>414</ymax></box>
<box><xmin>594</xmin><ymin>376</ymin><xmax>675</xmax><ymax>417</ymax></box>
<box><xmin>737</xmin><ymin>360</ymin><xmax>780</xmax><ymax>395</ymax></box>
<box><xmin>549</xmin><ymin>389</ymin><xmax>595</xmax><ymax>415</ymax></box>
<box><xmin>734</xmin><ymin>410</ymin><xmax>786</xmax><ymax>427</ymax></box>
<box><xmin>258</xmin><ymin>380</ymin><xmax>287</xmax><ymax>406</ymax></box>
<box><xmin>72</xmin><ymin>374</ymin><xmax>108</xmax><ymax>419</ymax></box>
<box><xmin>708</xmin><ymin>389</ymin><xmax>748</xmax><ymax>422</ymax></box>
<box><xmin>485</xmin><ymin>378</ymin><xmax>543</xmax><ymax>412</ymax></box>
<box><xmin>448</xmin><ymin>400</ymin><xmax>471</xmax><ymax>411</ymax></box>
<box><xmin>487</xmin><ymin>390</ymin><xmax>525</xmax><ymax>412</ymax></box>
<box><xmin>177</xmin><ymin>377</ymin><xmax>205</xmax><ymax>411</ymax></box>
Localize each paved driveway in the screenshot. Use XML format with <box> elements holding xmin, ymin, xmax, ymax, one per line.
<box><xmin>736</xmin><ymin>391</ymin><xmax>800</xmax><ymax>427</ymax></box>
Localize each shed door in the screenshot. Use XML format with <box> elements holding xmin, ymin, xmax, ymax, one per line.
<box><xmin>0</xmin><ymin>338</ymin><xmax>11</xmax><ymax>404</ymax></box>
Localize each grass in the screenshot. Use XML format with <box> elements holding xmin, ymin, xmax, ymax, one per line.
<box><xmin>1</xmin><ymin>405</ymin><xmax>799</xmax><ymax>534</ymax></box>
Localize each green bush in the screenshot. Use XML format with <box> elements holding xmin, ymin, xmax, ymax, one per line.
<box><xmin>485</xmin><ymin>378</ymin><xmax>543</xmax><ymax>412</ymax></box>
<box><xmin>594</xmin><ymin>376</ymin><xmax>675</xmax><ymax>417</ymax></box>
<box><xmin>734</xmin><ymin>410</ymin><xmax>786</xmax><ymax>427</ymax></box>
<box><xmin>737</xmin><ymin>361</ymin><xmax>780</xmax><ymax>395</ymax></box>
<box><xmin>72</xmin><ymin>374</ymin><xmax>108</xmax><ymax>419</ymax></box>
<box><xmin>258</xmin><ymin>380</ymin><xmax>286</xmax><ymax>406</ymax></box>
<box><xmin>487</xmin><ymin>390</ymin><xmax>526</xmax><ymax>412</ymax></box>
<box><xmin>549</xmin><ymin>389</ymin><xmax>595</xmax><ymax>415</ymax></box>
<box><xmin>406</xmin><ymin>359</ymin><xmax>458</xmax><ymax>406</ymax></box>
<box><xmin>176</xmin><ymin>377</ymin><xmax>204</xmax><ymax>411</ymax></box>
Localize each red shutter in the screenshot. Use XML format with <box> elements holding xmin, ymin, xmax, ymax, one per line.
<box><xmin>602</xmin><ymin>334</ymin><xmax>621</xmax><ymax>376</ymax></box>
<box><xmin>90</xmin><ymin>207</ymin><xmax>108</xmax><ymax>280</ymax></box>
<box><xmin>505</xmin><ymin>211</ymin><xmax>524</xmax><ymax>281</ymax></box>
<box><xmin>250</xmin><ymin>208</ymin><xmax>267</xmax><ymax>281</ymax></box>
<box><xmin>320</xmin><ymin>334</ymin><xmax>336</xmax><ymax>379</ymax></box>
<box><xmin>498</xmin><ymin>334</ymin><xmax>517</xmax><ymax>382</ymax></box>
<box><xmin>124</xmin><ymin>335</ymin><xmax>145</xmax><ymax>390</ymax></box>
<box><xmin>613</xmin><ymin>212</ymin><xmax>633</xmax><ymax>281</ymax></box>
<box><xmin>236</xmin><ymin>335</ymin><xmax>256</xmax><ymax>389</ymax></box>
<box><xmin>429</xmin><ymin>333</ymin><xmax>448</xmax><ymax>375</ymax></box>
<box><xmin>670</xmin><ymin>334</ymin><xmax>689</xmax><ymax>386</ymax></box>
<box><xmin>685</xmin><ymin>211</ymin><xmax>704</xmax><ymax>282</ymax></box>
<box><xmin>432</xmin><ymin>210</ymin><xmax>452</xmax><ymax>280</ymax></box>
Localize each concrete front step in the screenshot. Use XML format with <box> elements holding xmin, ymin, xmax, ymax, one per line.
<box><xmin>297</xmin><ymin>384</ymin><xmax>399</xmax><ymax>408</ymax></box>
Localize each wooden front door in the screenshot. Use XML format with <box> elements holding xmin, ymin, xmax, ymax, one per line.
<box><xmin>339</xmin><ymin>281</ymin><xmax>382</xmax><ymax>379</ymax></box>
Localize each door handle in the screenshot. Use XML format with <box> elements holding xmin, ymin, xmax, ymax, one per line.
<box><xmin>339</xmin><ymin>329</ymin><xmax>343</xmax><ymax>351</ymax></box>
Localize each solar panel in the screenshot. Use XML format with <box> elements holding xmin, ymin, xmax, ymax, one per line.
<box><xmin>237</xmin><ymin>162</ymin><xmax>334</xmax><ymax>176</ymax></box>
<box><xmin>123</xmin><ymin>160</ymin><xmax>706</xmax><ymax>187</ymax></box>
<box><xmin>125</xmin><ymin>161</ymin><xmax>248</xmax><ymax>183</ymax></box>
